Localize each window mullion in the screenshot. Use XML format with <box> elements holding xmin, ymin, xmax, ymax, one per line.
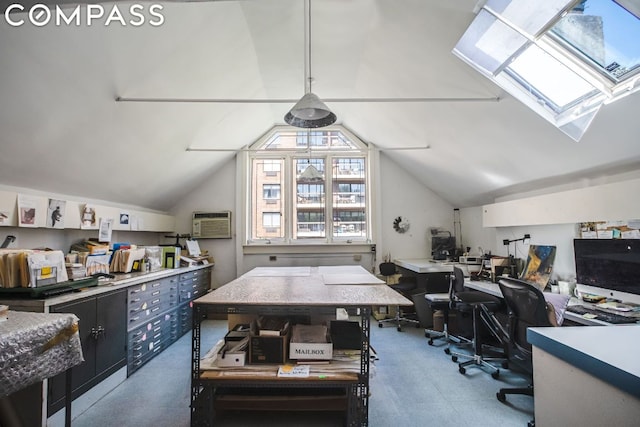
<box><xmin>325</xmin><ymin>154</ymin><xmax>333</xmax><ymax>243</ymax></box>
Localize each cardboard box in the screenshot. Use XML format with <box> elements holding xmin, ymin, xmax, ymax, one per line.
<box><xmin>249</xmin><ymin>333</ymin><xmax>289</xmax><ymax>364</ymax></box>
<box><xmin>330</xmin><ymin>321</ymin><xmax>361</xmax><ymax>350</ymax></box>
<box><xmin>289</xmin><ymin>324</ymin><xmax>333</xmax><ymax>360</ymax></box>
<box><xmin>225</xmin><ymin>324</ymin><xmax>250</xmax><ymax>342</ymax></box>
<box><xmin>216</xmin><ymin>351</ymin><xmax>246</xmax><ymax>367</ymax></box>
<box><xmin>249</xmin><ymin>320</ymin><xmax>290</xmax><ymax>364</ymax></box>
<box><xmin>215</xmin><ymin>342</ymin><xmax>247</xmax><ymax>367</ymax></box>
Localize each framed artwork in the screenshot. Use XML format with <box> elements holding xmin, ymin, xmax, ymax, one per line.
<box><xmin>522</xmin><ymin>245</ymin><xmax>557</xmax><ymax>290</ymax></box>
<box><xmin>17</xmin><ymin>194</ymin><xmax>38</xmax><ymax>227</ymax></box>
<box><xmin>47</xmin><ymin>198</ymin><xmax>66</xmax><ymax>229</ymax></box>
<box><xmin>81</xmin><ymin>204</ymin><xmax>97</xmax><ymax>229</ymax></box>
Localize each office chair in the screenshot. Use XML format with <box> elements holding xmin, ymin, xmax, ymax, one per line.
<box><xmin>446</xmin><ymin>267</ymin><xmax>507</xmax><ymax>378</ymax></box>
<box><xmin>424</xmin><ymin>271</ymin><xmax>463</xmax><ymax>346</ymax></box>
<box><xmin>377</xmin><ymin>262</ymin><xmax>420</xmax><ymax>331</ymax></box>
<box><xmin>496</xmin><ymin>277</ymin><xmax>561</xmax><ymax>427</ymax></box>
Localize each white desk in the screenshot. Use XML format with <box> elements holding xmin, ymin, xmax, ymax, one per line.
<box><xmin>528</xmin><ymin>326</ymin><xmax>640</xmax><ymax>426</ymax></box>
<box><xmin>394</xmin><ymin>259</ymin><xmax>453</xmax><ymax>274</ymax></box>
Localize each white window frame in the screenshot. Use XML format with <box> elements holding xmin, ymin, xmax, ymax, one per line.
<box><xmin>243</xmin><ymin>125</ymin><xmax>374</xmax><ymax>247</ymax></box>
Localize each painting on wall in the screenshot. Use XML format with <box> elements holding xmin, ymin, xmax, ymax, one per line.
<box><xmin>522</xmin><ymin>245</ymin><xmax>557</xmax><ymax>290</ymax></box>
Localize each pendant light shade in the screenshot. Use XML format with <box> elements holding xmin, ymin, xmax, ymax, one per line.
<box><xmin>284</xmin><ymin>0</ymin><xmax>336</xmax><ymax>129</ymax></box>
<box><xmin>284</xmin><ymin>92</ymin><xmax>336</xmax><ymax>128</ymax></box>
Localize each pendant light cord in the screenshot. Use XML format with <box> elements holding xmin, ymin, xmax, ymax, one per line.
<box><xmin>306</xmin><ymin>0</ymin><xmax>312</xmax><ymax>94</ymax></box>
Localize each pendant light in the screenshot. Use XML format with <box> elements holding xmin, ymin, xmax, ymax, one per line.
<box><xmin>284</xmin><ymin>0</ymin><xmax>336</xmax><ymax>128</ymax></box>
<box><xmin>298</xmin><ymin>130</ymin><xmax>324</xmax><ymax>181</ymax></box>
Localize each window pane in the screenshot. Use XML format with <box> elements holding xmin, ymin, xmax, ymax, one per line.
<box><xmin>506</xmin><ymin>43</ymin><xmax>598</xmax><ymax>111</ymax></box>
<box><xmin>262</xmin><ymin>212</ymin><xmax>281</xmax><ymax>228</ymax></box>
<box><xmin>263</xmin><ymin>184</ymin><xmax>280</xmax><ymax>199</ymax></box>
<box><xmin>551</xmin><ymin>0</ymin><xmax>640</xmax><ymax>82</ymax></box>
<box><xmin>332</xmin><ymin>157</ymin><xmax>366</xmax><ymax>238</ymax></box>
<box><xmin>295</xmin><ymin>158</ymin><xmax>325</xmax><ymax>239</ymax></box>
<box><xmin>252</xmin><ymin>158</ymin><xmax>284</xmax><ymax>240</ymax></box>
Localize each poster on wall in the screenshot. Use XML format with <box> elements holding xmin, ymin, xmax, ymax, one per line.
<box><xmin>119</xmin><ymin>211</ymin><xmax>130</xmax><ymax>228</ymax></box>
<box><xmin>98</xmin><ymin>218</ymin><xmax>113</xmax><ymax>243</ymax></box>
<box><xmin>17</xmin><ymin>194</ymin><xmax>39</xmax><ymax>227</ymax></box>
<box><xmin>46</xmin><ymin>198</ymin><xmax>66</xmax><ymax>229</ymax></box>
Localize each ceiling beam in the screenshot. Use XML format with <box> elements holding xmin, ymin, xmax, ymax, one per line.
<box><xmin>116</xmin><ymin>96</ymin><xmax>500</xmax><ymax>104</ymax></box>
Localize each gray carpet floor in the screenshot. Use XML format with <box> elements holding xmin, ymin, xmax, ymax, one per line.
<box><xmin>71</xmin><ymin>319</ymin><xmax>534</xmax><ymax>426</ymax></box>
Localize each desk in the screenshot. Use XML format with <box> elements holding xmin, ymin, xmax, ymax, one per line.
<box><xmin>394</xmin><ymin>259</ymin><xmax>452</xmax><ymax>293</ymax></box>
<box><xmin>190</xmin><ymin>265</ymin><xmax>411</xmax><ymax>426</ymax></box>
<box><xmin>528</xmin><ymin>326</ymin><xmax>640</xmax><ymax>425</ymax></box>
<box><xmin>0</xmin><ymin>311</ymin><xmax>83</xmax><ymax>427</ymax></box>
<box><xmin>463</xmin><ymin>280</ymin><xmax>617</xmax><ymax>326</ymax></box>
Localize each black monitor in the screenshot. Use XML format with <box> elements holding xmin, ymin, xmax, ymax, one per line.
<box><xmin>432</xmin><ymin>236</ymin><xmax>456</xmax><ymax>260</ymax></box>
<box><xmin>573</xmin><ymin>238</ymin><xmax>640</xmax><ymax>302</ymax></box>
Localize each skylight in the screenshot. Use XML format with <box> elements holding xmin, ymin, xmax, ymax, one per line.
<box><xmin>453</xmin><ymin>0</ymin><xmax>640</xmax><ymax>141</ymax></box>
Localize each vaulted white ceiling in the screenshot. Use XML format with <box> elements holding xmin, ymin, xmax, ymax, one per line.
<box><xmin>1</xmin><ymin>0</ymin><xmax>639</xmax><ymax>212</ymax></box>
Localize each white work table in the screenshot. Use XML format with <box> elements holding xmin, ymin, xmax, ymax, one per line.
<box><xmin>394</xmin><ymin>259</ymin><xmax>454</xmax><ymax>274</ymax></box>
<box><xmin>191</xmin><ymin>265</ymin><xmax>412</xmax><ymax>426</ymax></box>
<box><xmin>527</xmin><ymin>325</ymin><xmax>640</xmax><ymax>425</ymax></box>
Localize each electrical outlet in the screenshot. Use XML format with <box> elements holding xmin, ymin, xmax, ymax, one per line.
<box><xmin>353</xmin><ymin>254</ymin><xmax>362</xmax><ymax>261</ymax></box>
<box><xmin>269</xmin><ymin>255</ymin><xmax>277</xmax><ymax>261</ymax></box>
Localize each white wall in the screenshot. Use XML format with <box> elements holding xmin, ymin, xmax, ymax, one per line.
<box><xmin>378</xmin><ymin>154</ymin><xmax>454</xmax><ymax>262</ymax></box>
<box><xmin>170</xmin><ymin>156</ymin><xmax>237</xmax><ymax>289</ymax></box>
<box><xmin>460</xmin><ymin>206</ymin><xmax>496</xmax><ymax>256</ymax></box>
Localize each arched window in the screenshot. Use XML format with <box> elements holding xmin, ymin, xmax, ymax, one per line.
<box><xmin>247</xmin><ymin>126</ymin><xmax>371</xmax><ymax>244</ymax></box>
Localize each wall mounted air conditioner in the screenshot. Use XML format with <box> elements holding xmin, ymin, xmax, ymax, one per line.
<box><xmin>192</xmin><ymin>211</ymin><xmax>232</xmax><ymax>239</ymax></box>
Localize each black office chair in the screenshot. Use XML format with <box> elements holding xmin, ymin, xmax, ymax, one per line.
<box><xmin>447</xmin><ymin>267</ymin><xmax>507</xmax><ymax>378</ymax></box>
<box><xmin>424</xmin><ymin>270</ymin><xmax>463</xmax><ymax>346</ymax></box>
<box><xmin>496</xmin><ymin>277</ymin><xmax>559</xmax><ymax>427</ymax></box>
<box><xmin>377</xmin><ymin>262</ymin><xmax>419</xmax><ymax>331</ymax></box>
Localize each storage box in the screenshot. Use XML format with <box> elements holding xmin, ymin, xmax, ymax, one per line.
<box><xmin>215</xmin><ymin>341</ymin><xmax>247</xmax><ymax>367</ymax></box>
<box><xmin>330</xmin><ymin>321</ymin><xmax>361</xmax><ymax>350</ymax></box>
<box><xmin>249</xmin><ymin>333</ymin><xmax>289</xmax><ymax>364</ymax></box>
<box><xmin>161</xmin><ymin>246</ymin><xmax>181</xmax><ymax>269</ymax></box>
<box><xmin>249</xmin><ymin>320</ymin><xmax>290</xmax><ymax>364</ymax></box>
<box><xmin>289</xmin><ymin>324</ymin><xmax>333</xmax><ymax>360</ymax></box>
<box><xmin>225</xmin><ymin>323</ymin><xmax>250</xmax><ymax>342</ymax></box>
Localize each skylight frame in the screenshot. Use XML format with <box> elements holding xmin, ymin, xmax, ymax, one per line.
<box><xmin>453</xmin><ymin>0</ymin><xmax>640</xmax><ymax>141</ymax></box>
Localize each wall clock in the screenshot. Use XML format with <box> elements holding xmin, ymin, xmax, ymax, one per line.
<box><xmin>393</xmin><ymin>216</ymin><xmax>410</xmax><ymax>233</ymax></box>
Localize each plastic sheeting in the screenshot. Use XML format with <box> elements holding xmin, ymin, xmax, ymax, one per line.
<box><xmin>0</xmin><ymin>311</ymin><xmax>83</xmax><ymax>397</ymax></box>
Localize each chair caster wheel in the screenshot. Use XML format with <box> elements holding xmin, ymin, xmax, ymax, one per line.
<box><xmin>527</xmin><ymin>421</ymin><xmax>535</xmax><ymax>427</ymax></box>
<box><xmin>451</xmin><ymin>355</ymin><xmax>458</xmax><ymax>362</ymax></box>
<box><xmin>378</xmin><ymin>323</ymin><xmax>383</xmax><ymax>328</ymax></box>
<box><xmin>444</xmin><ymin>348</ymin><xmax>451</xmax><ymax>355</ymax></box>
<box><xmin>397</xmin><ymin>326</ymin><xmax>402</xmax><ymax>332</ymax></box>
<box><xmin>459</xmin><ymin>366</ymin><xmax>466</xmax><ymax>375</ymax></box>
<box><xmin>497</xmin><ymin>392</ymin><xmax>506</xmax><ymax>402</ymax></box>
<box><xmin>428</xmin><ymin>339</ymin><xmax>434</xmax><ymax>345</ymax></box>
<box><xmin>491</xmin><ymin>370</ymin><xmax>500</xmax><ymax>379</ymax></box>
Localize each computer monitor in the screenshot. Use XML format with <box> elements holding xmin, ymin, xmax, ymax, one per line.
<box><xmin>431</xmin><ymin>235</ymin><xmax>456</xmax><ymax>260</ymax></box>
<box><xmin>574</xmin><ymin>238</ymin><xmax>640</xmax><ymax>304</ymax></box>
